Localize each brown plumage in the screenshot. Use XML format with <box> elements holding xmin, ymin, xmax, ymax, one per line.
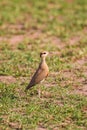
<box><xmin>25</xmin><ymin>51</ymin><xmax>49</xmax><ymax>90</ymax></box>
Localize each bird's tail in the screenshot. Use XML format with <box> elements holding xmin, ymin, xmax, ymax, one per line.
<box><xmin>25</xmin><ymin>85</ymin><xmax>29</xmax><ymax>92</ymax></box>
<box><xmin>25</xmin><ymin>84</ymin><xmax>33</xmax><ymax>92</ymax></box>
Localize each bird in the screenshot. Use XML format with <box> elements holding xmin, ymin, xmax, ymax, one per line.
<box><xmin>25</xmin><ymin>51</ymin><xmax>49</xmax><ymax>98</ymax></box>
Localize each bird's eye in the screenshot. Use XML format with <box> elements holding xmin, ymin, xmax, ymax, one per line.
<box><xmin>43</xmin><ymin>52</ymin><xmax>46</xmax><ymax>54</ymax></box>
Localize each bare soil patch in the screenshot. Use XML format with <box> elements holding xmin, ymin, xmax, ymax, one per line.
<box><xmin>68</xmin><ymin>35</ymin><xmax>81</xmax><ymax>45</ymax></box>
<box><xmin>36</xmin><ymin>127</ymin><xmax>46</xmax><ymax>130</ymax></box>
<box><xmin>60</xmin><ymin>57</ymin><xmax>87</xmax><ymax>95</ymax></box>
<box><xmin>74</xmin><ymin>57</ymin><xmax>87</xmax><ymax>66</ymax></box>
<box><xmin>48</xmin><ymin>36</ymin><xmax>65</xmax><ymax>49</ymax></box>
<box><xmin>8</xmin><ymin>122</ymin><xmax>22</xmax><ymax>130</ymax></box>
<box><xmin>72</xmin><ymin>84</ymin><xmax>87</xmax><ymax>96</ymax></box>
<box><xmin>9</xmin><ymin>35</ymin><xmax>24</xmax><ymax>45</ymax></box>
<box><xmin>72</xmin><ymin>57</ymin><xmax>87</xmax><ymax>95</ymax></box>
<box><xmin>66</xmin><ymin>0</ymin><xmax>74</xmax><ymax>3</ymax></box>
<box><xmin>0</xmin><ymin>76</ymin><xmax>16</xmax><ymax>84</ymax></box>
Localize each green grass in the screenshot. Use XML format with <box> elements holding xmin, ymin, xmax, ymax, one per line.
<box><xmin>0</xmin><ymin>0</ymin><xmax>87</xmax><ymax>129</ymax></box>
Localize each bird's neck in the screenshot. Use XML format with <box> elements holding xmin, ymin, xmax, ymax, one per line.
<box><xmin>40</xmin><ymin>57</ymin><xmax>48</xmax><ymax>70</ymax></box>
<box><xmin>41</xmin><ymin>57</ymin><xmax>46</xmax><ymax>62</ymax></box>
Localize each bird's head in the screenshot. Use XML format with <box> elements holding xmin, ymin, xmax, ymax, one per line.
<box><xmin>40</xmin><ymin>51</ymin><xmax>49</xmax><ymax>58</ymax></box>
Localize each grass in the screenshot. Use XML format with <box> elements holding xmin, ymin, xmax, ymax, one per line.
<box><xmin>0</xmin><ymin>0</ymin><xmax>87</xmax><ymax>129</ymax></box>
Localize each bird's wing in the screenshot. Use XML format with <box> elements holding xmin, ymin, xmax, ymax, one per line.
<box><xmin>26</xmin><ymin>67</ymin><xmax>48</xmax><ymax>89</ymax></box>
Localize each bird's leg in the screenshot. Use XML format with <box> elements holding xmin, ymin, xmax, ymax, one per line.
<box><xmin>38</xmin><ymin>80</ymin><xmax>45</xmax><ymax>98</ymax></box>
<box><xmin>38</xmin><ymin>86</ymin><xmax>41</xmax><ymax>98</ymax></box>
<box><xmin>38</xmin><ymin>84</ymin><xmax>42</xmax><ymax>98</ymax></box>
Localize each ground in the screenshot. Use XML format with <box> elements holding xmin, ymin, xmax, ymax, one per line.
<box><xmin>0</xmin><ymin>0</ymin><xmax>87</xmax><ymax>130</ymax></box>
